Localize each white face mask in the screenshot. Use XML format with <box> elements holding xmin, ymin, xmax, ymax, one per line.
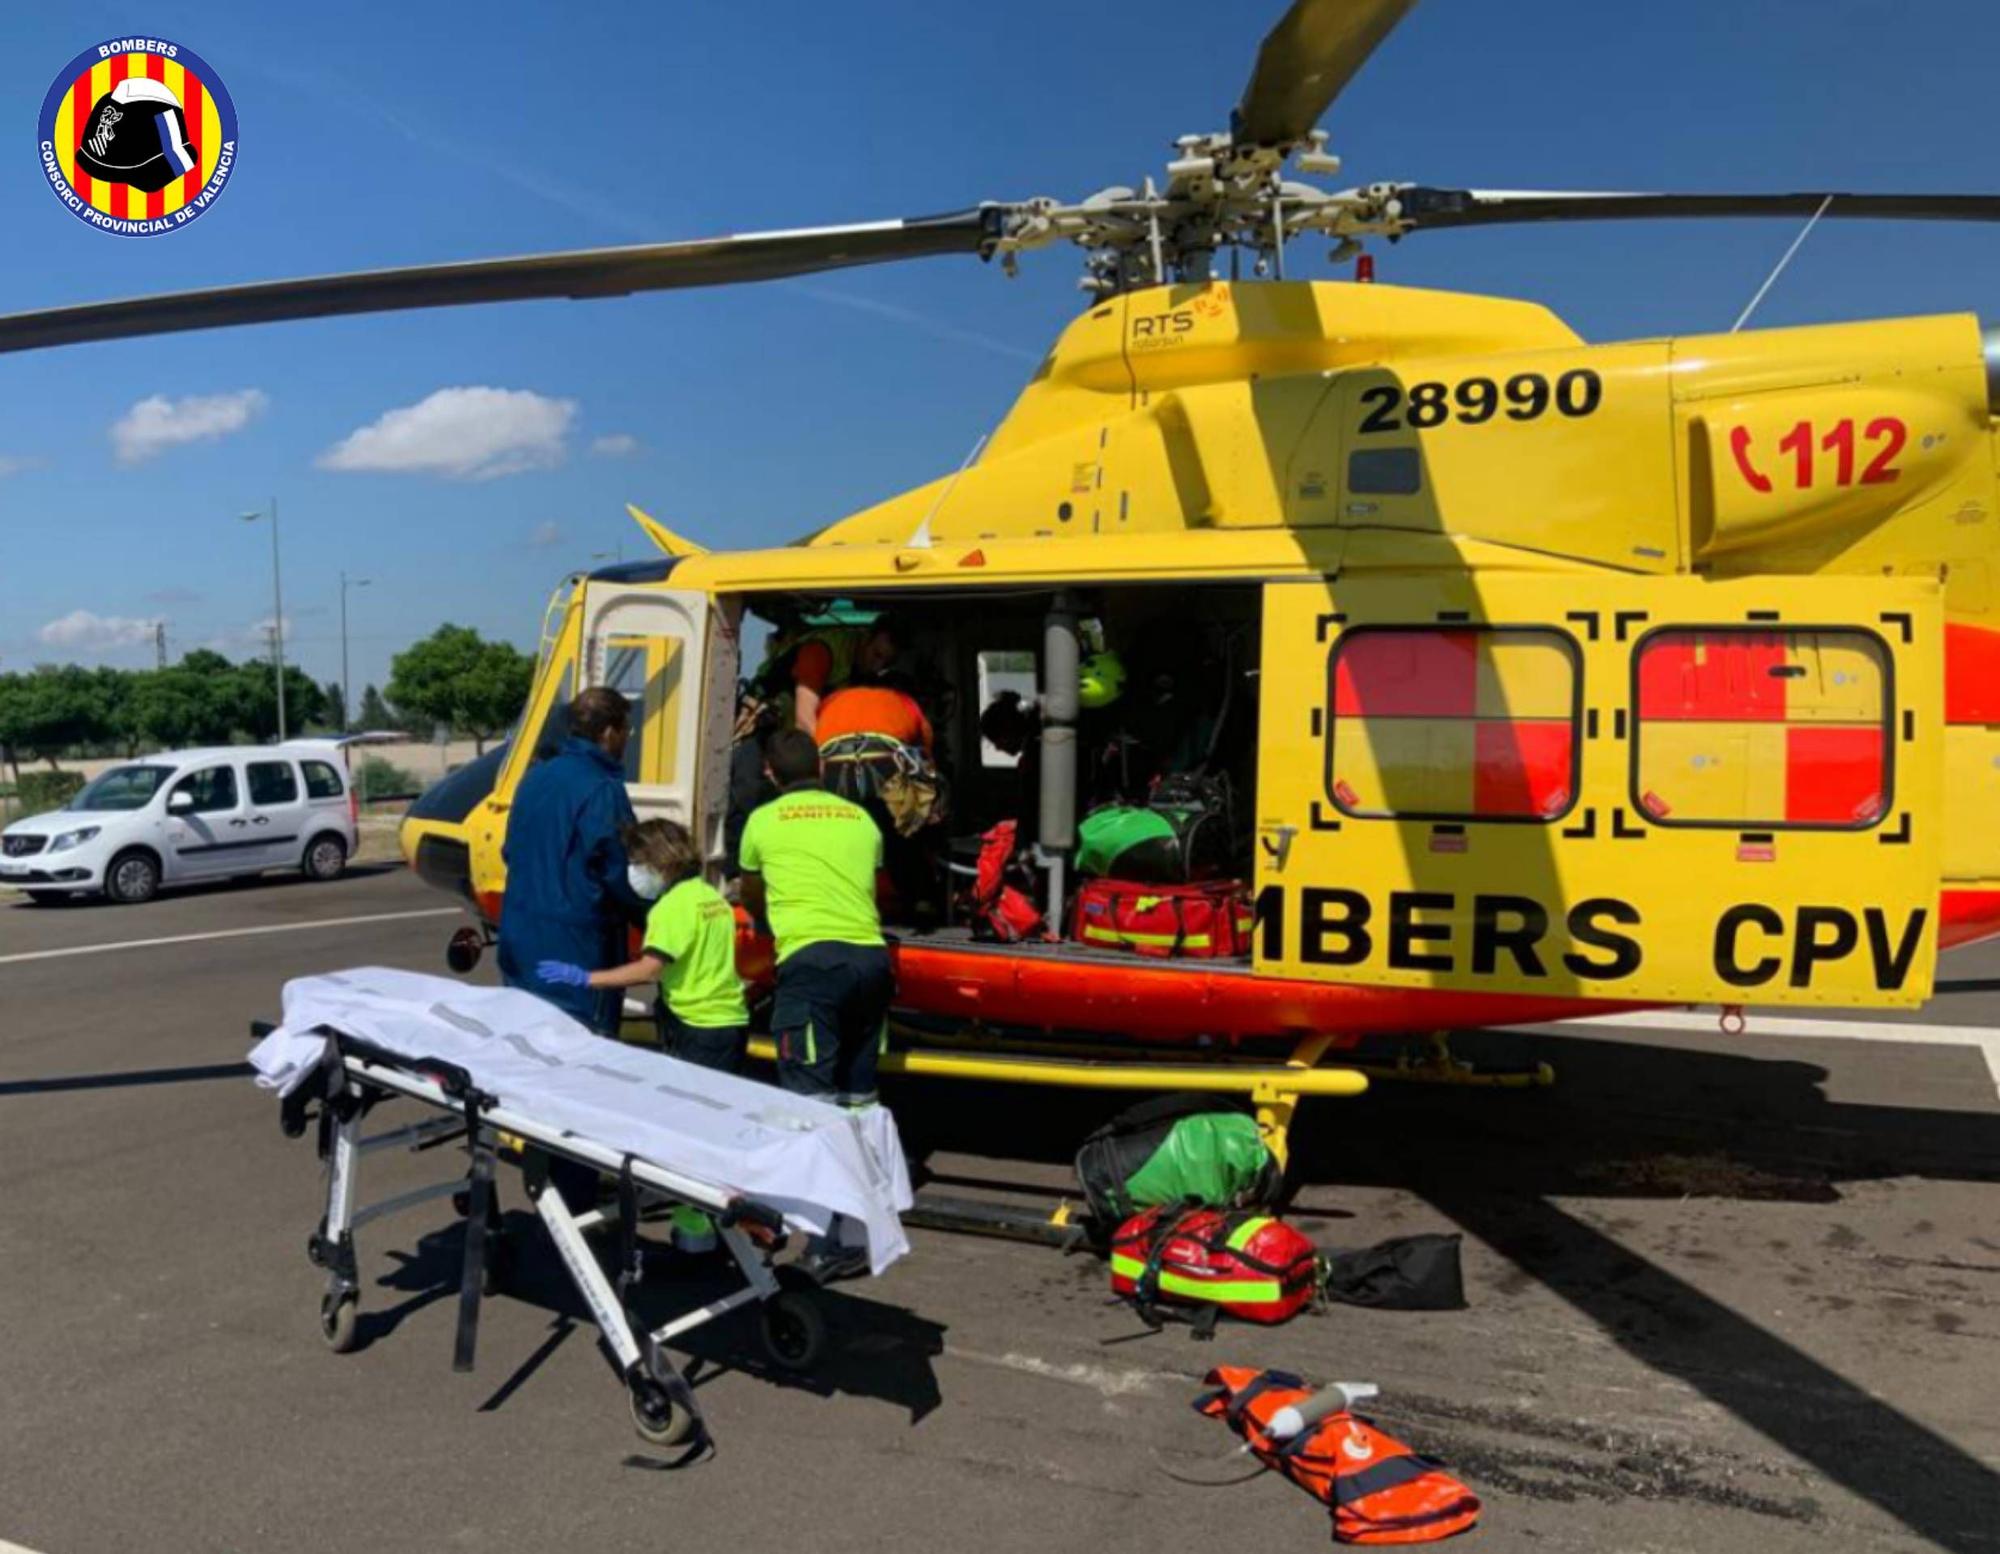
<box><xmin>627</xmin><ymin>863</ymin><xmax>666</xmax><ymax>901</ymax></box>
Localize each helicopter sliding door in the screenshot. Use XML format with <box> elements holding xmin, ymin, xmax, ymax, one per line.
<box><xmin>1254</xmin><ymin>572</ymin><xmax>1945</xmax><ymax>1008</ymax></box>
<box><xmin>577</xmin><ymin>583</ymin><xmax>717</xmax><ymax>833</ymax></box>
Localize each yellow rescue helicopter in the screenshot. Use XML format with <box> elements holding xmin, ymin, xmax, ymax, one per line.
<box><xmin>9</xmin><ymin>0</ymin><xmax>2000</xmax><ymax>1156</ymax></box>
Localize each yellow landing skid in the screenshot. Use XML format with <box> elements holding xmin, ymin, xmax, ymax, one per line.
<box><xmin>741</xmin><ymin>1029</ymin><xmax>1366</xmax><ymax>1169</ymax></box>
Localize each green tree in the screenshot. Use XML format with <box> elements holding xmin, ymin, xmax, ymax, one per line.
<box><xmin>0</xmin><ymin>673</ymin><xmax>27</xmax><ymax>787</ymax></box>
<box><xmin>12</xmin><ymin>665</ymin><xmax>111</xmax><ymax>767</ymax></box>
<box><xmin>388</xmin><ymin>625</ymin><xmax>534</xmax><ymax>754</ymax></box>
<box><xmin>94</xmin><ymin>666</ymin><xmax>140</xmax><ymax>756</ymax></box>
<box><xmin>229</xmin><ymin>661</ymin><xmax>327</xmax><ymax>743</ymax></box>
<box><xmin>127</xmin><ymin>668</ymin><xmax>232</xmax><ymax>750</ymax></box>
<box><xmin>357</xmin><ymin>683</ymin><xmax>394</xmax><ymax>731</ymax></box>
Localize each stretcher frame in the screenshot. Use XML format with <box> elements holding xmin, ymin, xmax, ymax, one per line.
<box><xmin>267</xmin><ymin>1022</ymin><xmax>828</xmax><ymax>1451</ymax></box>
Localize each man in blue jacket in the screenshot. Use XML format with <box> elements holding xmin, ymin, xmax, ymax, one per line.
<box><xmin>497</xmin><ymin>687</ymin><xmax>646</xmax><ymax>1034</ymax></box>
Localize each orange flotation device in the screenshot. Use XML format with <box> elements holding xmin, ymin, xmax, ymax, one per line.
<box><xmin>1195</xmin><ymin>1366</ymin><xmax>1481</xmax><ymax>1545</ymax></box>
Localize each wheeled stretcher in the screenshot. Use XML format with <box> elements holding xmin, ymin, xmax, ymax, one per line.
<box><xmin>249</xmin><ymin>968</ymin><xmax>913</xmax><ymax>1449</ymax></box>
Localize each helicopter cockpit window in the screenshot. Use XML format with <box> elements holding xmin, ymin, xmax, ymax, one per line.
<box><xmin>1632</xmin><ymin>627</ymin><xmax>1891</xmax><ymax>829</ymax></box>
<box><xmin>1326</xmin><ymin>626</ymin><xmax>1580</xmax><ymax>822</ymax></box>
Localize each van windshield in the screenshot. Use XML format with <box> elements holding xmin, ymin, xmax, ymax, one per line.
<box><xmin>70</xmin><ymin>765</ymin><xmax>173</xmax><ymax>811</ymax></box>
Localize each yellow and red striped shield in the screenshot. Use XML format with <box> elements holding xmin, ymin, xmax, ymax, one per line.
<box><xmin>38</xmin><ymin>37</ymin><xmax>237</xmax><ymax>236</ymax></box>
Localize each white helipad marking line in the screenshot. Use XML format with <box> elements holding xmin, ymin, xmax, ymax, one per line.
<box><xmin>951</xmin><ymin>1347</ymin><xmax>1182</xmax><ymax>1399</ymax></box>
<box><xmin>0</xmin><ymin>907</ymin><xmax>459</xmax><ymax>967</ymax></box>
<box><xmin>1539</xmin><ymin>1008</ymin><xmax>2000</xmax><ymax>1103</ymax></box>
<box><xmin>1</xmin><ymin>1539</ymin><xmax>52</xmax><ymax>1553</ymax></box>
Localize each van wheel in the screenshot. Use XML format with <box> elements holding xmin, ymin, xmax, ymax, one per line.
<box><xmin>105</xmin><ymin>849</ymin><xmax>161</xmax><ymax>904</ymax></box>
<box><xmin>303</xmin><ymin>835</ymin><xmax>348</xmax><ymax>882</ymax></box>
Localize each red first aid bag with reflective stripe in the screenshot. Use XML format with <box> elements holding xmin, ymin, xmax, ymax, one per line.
<box><xmin>1110</xmin><ymin>1205</ymin><xmax>1318</xmax><ymax>1327</ymax></box>
<box><xmin>1074</xmin><ymin>878</ymin><xmax>1253</xmax><ymax>959</ymax></box>
<box><xmin>1196</xmin><ymin>1366</ymin><xmax>1482</xmax><ymax>1545</ymax></box>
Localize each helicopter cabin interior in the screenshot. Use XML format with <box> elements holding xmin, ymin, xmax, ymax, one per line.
<box><xmin>716</xmin><ymin>582</ymin><xmax>1267</xmax><ymax>962</ymax></box>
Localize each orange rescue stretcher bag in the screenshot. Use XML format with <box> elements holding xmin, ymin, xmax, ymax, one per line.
<box><xmin>1073</xmin><ymin>878</ymin><xmax>1254</xmax><ymax>959</ymax></box>
<box><xmin>1110</xmin><ymin>1204</ymin><xmax>1319</xmax><ymax>1334</ymax></box>
<box><xmin>1195</xmin><ymin>1366</ymin><xmax>1482</xmax><ymax>1545</ymax></box>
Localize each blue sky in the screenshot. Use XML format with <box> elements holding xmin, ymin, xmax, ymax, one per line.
<box><xmin>2</xmin><ymin>0</ymin><xmax>1998</xmax><ymax>697</ymax></box>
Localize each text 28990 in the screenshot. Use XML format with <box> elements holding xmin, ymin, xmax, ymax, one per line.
<box><xmin>1357</xmin><ymin>369</ymin><xmax>1603</xmax><ymax>434</ymax></box>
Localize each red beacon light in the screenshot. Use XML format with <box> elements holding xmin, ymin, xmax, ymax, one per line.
<box><xmin>1355</xmin><ymin>253</ymin><xmax>1375</xmax><ymax>284</ymax></box>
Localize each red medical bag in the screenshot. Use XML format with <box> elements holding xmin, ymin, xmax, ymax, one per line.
<box><xmin>1073</xmin><ymin>878</ymin><xmax>1254</xmax><ymax>959</ymax></box>
<box><xmin>1110</xmin><ymin>1204</ymin><xmax>1320</xmax><ymax>1328</ymax></box>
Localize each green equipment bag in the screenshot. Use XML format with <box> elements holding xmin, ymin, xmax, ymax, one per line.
<box><xmin>1076</xmin><ymin>786</ymin><xmax>1233</xmax><ymax>884</ymax></box>
<box><xmin>1075</xmin><ymin>1092</ymin><xmax>1281</xmax><ymax>1229</ymax></box>
<box><xmin>1076</xmin><ymin>806</ymin><xmax>1181</xmax><ymax>880</ymax></box>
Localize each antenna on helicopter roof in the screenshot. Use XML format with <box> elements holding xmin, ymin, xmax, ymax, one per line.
<box><xmin>907</xmin><ymin>431</ymin><xmax>990</xmax><ymax>549</ymax></box>
<box><xmin>1730</xmin><ymin>194</ymin><xmax>1835</xmax><ymax>333</ymax></box>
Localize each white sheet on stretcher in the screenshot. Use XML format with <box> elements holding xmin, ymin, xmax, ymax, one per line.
<box><xmin>248</xmin><ymin>967</ymin><xmax>912</xmax><ymax>1275</ymax></box>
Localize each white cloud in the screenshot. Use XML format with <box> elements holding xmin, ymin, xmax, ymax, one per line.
<box><xmin>0</xmin><ymin>453</ymin><xmax>44</xmax><ymax>477</ymax></box>
<box><xmin>317</xmin><ymin>386</ymin><xmax>577</xmax><ymax>480</ymax></box>
<box><xmin>194</xmin><ymin>615</ymin><xmax>292</xmax><ymax>657</ymax></box>
<box><xmin>110</xmin><ymin>389</ymin><xmax>268</xmax><ymax>465</ymax></box>
<box><xmin>529</xmin><ymin>520</ymin><xmax>563</xmax><ymax>547</ymax></box>
<box><xmin>589</xmin><ymin>433</ymin><xmax>640</xmax><ymax>458</ymax></box>
<box><xmin>37</xmin><ymin>609</ymin><xmax>159</xmax><ymax>652</ymax></box>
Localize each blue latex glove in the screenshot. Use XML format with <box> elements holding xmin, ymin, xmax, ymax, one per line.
<box><xmin>536</xmin><ymin>960</ymin><xmax>591</xmax><ymax>989</ymax></box>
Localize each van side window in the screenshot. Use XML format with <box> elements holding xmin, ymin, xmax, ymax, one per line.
<box><xmin>247</xmin><ymin>761</ymin><xmax>300</xmax><ymax>806</ymax></box>
<box><xmin>172</xmin><ymin>765</ymin><xmax>237</xmax><ymax>814</ymax></box>
<box><xmin>1632</xmin><ymin>627</ymin><xmax>1891</xmax><ymax>828</ymax></box>
<box><xmin>1326</xmin><ymin>626</ymin><xmax>1580</xmax><ymax>822</ymax></box>
<box><xmin>302</xmin><ymin>760</ymin><xmax>345</xmax><ymax>799</ymax></box>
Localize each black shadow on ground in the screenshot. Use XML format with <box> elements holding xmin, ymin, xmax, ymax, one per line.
<box><xmin>0</xmin><ymin>1060</ymin><xmax>252</xmax><ymax>1097</ymax></box>
<box><xmin>2</xmin><ymin>861</ymin><xmax>402</xmax><ymax>912</ymax></box>
<box><xmin>886</xmin><ymin>1023</ymin><xmax>2000</xmax><ymax>1553</ymax></box>
<box><xmin>361</xmin><ymin>1207</ymin><xmax>945</xmax><ymax>1425</ymax></box>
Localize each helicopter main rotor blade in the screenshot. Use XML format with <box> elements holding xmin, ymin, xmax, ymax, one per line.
<box><xmin>0</xmin><ymin>210</ymin><xmax>997</xmax><ymax>357</ymax></box>
<box><xmin>1393</xmin><ymin>188</ymin><xmax>2000</xmax><ymax>231</ymax></box>
<box><xmin>1234</xmin><ymin>0</ymin><xmax>1418</xmax><ymax>148</ymax></box>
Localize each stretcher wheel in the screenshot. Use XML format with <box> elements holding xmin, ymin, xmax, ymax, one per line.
<box><xmin>628</xmin><ymin>1378</ymin><xmax>697</xmax><ymax>1448</ymax></box>
<box><xmin>320</xmin><ymin>1292</ymin><xmax>359</xmax><ymax>1354</ymax></box>
<box><xmin>759</xmin><ymin>1288</ymin><xmax>828</xmax><ymax>1373</ymax></box>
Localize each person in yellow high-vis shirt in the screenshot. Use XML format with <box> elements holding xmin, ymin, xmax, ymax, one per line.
<box><xmin>737</xmin><ymin>728</ymin><xmax>894</xmax><ymax>1282</ymax></box>
<box><xmin>537</xmin><ymin>817</ymin><xmax>749</xmax><ymax>1251</ymax></box>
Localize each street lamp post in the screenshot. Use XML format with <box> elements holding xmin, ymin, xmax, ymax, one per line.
<box><xmin>339</xmin><ymin>571</ymin><xmax>372</xmax><ymax>732</ymax></box>
<box><xmin>240</xmin><ymin>501</ymin><xmax>286</xmax><ymax>742</ymax></box>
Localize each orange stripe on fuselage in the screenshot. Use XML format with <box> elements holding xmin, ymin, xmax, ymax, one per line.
<box><xmin>1945</xmin><ymin>623</ymin><xmax>2000</xmax><ymax>724</ymax></box>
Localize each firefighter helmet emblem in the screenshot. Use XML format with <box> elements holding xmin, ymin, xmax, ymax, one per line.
<box><xmin>38</xmin><ymin>38</ymin><xmax>237</xmax><ymax>236</ymax></box>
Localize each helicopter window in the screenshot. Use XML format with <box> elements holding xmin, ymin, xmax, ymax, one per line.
<box><xmin>1326</xmin><ymin>626</ymin><xmax>1579</xmax><ymax>822</ymax></box>
<box><xmin>1632</xmin><ymin>627</ymin><xmax>1891</xmax><ymax>829</ymax></box>
<box><xmin>599</xmin><ymin>633</ymin><xmax>682</xmax><ymax>786</ymax></box>
<box><xmin>976</xmin><ymin>649</ymin><xmax>1038</xmax><ymax>768</ymax></box>
<box><xmin>1348</xmin><ymin>447</ymin><xmax>1421</xmax><ymax>496</ymax></box>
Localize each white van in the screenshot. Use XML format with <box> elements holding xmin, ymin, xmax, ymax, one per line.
<box><xmin>0</xmin><ymin>741</ymin><xmax>360</xmax><ymax>905</ymax></box>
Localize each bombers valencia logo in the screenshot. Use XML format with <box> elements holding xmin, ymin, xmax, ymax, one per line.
<box><xmin>38</xmin><ymin>37</ymin><xmax>237</xmax><ymax>237</ymax></box>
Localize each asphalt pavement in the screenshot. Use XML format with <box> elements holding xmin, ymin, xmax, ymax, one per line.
<box><xmin>1</xmin><ymin>866</ymin><xmax>1996</xmax><ymax>1553</ymax></box>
